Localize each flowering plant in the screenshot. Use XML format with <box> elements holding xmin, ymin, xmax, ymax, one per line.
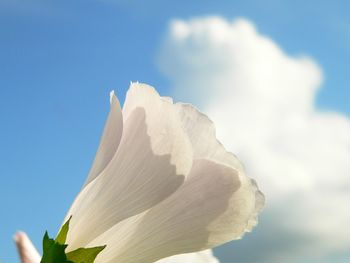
<box><xmin>15</xmin><ymin>83</ymin><xmax>264</xmax><ymax>263</ymax></box>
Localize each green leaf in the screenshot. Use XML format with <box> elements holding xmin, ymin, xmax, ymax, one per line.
<box><xmin>66</xmin><ymin>246</ymin><xmax>106</xmax><ymax>263</ymax></box>
<box><xmin>55</xmin><ymin>216</ymin><xmax>72</xmax><ymax>245</ymax></box>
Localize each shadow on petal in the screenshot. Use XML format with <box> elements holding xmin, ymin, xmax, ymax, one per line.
<box><xmin>66</xmin><ymin>108</ymin><xmax>187</xmax><ymax>250</ymax></box>
<box><xmin>93</xmin><ymin>160</ymin><xmax>244</xmax><ymax>263</ymax></box>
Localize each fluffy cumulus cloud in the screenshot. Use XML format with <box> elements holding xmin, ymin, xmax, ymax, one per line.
<box><xmin>157</xmin><ymin>16</ymin><xmax>350</xmax><ymax>263</ymax></box>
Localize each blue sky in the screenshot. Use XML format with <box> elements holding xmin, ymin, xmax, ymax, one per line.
<box><xmin>0</xmin><ymin>1</ymin><xmax>349</xmax><ymax>262</ymax></box>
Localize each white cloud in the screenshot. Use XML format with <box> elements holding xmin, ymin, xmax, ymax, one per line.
<box><xmin>157</xmin><ymin>16</ymin><xmax>350</xmax><ymax>263</ymax></box>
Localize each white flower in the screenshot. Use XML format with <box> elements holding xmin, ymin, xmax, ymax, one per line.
<box><xmin>15</xmin><ymin>83</ymin><xmax>264</xmax><ymax>263</ymax></box>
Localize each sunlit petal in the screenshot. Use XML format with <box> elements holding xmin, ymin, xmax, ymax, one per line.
<box><xmin>66</xmin><ymin>84</ymin><xmax>193</xmax><ymax>250</ymax></box>
<box><xmin>175</xmin><ymin>102</ymin><xmax>264</xmax><ymax>230</ymax></box>
<box><xmin>83</xmin><ymin>91</ymin><xmax>123</xmax><ymax>187</ymax></box>
<box><xmin>156</xmin><ymin>250</ymin><xmax>219</xmax><ymax>263</ymax></box>
<box><xmin>87</xmin><ymin>159</ymin><xmax>261</xmax><ymax>263</ymax></box>
<box><xmin>175</xmin><ymin>103</ymin><xmax>243</xmax><ymax>171</ymax></box>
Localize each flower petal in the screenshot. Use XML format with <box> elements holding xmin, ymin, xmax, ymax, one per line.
<box><xmin>122</xmin><ymin>83</ymin><xmax>193</xmax><ymax>178</ymax></box>
<box><xmin>155</xmin><ymin>250</ymin><xmax>219</xmax><ymax>263</ymax></box>
<box><xmin>246</xmin><ymin>178</ymin><xmax>265</xmax><ymax>231</ymax></box>
<box><xmin>66</xmin><ymin>84</ymin><xmax>193</xmax><ymax>250</ymax></box>
<box><xmin>83</xmin><ymin>91</ymin><xmax>123</xmax><ymax>187</ymax></box>
<box><xmin>14</xmin><ymin>232</ymin><xmax>41</xmax><ymax>263</ymax></box>
<box><xmin>175</xmin><ymin>103</ymin><xmax>243</xmax><ymax>171</ymax></box>
<box><xmin>175</xmin><ymin>103</ymin><xmax>264</xmax><ymax>230</ymax></box>
<box><xmin>87</xmin><ymin>159</ymin><xmax>261</xmax><ymax>263</ymax></box>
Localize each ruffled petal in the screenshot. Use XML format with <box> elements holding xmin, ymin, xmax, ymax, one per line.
<box><xmin>65</xmin><ymin>84</ymin><xmax>193</xmax><ymax>250</ymax></box>
<box><xmin>122</xmin><ymin>83</ymin><xmax>192</xmax><ymax>178</ymax></box>
<box><xmin>14</xmin><ymin>232</ymin><xmax>41</xmax><ymax>263</ymax></box>
<box><xmin>246</xmin><ymin>179</ymin><xmax>265</xmax><ymax>231</ymax></box>
<box><xmin>83</xmin><ymin>91</ymin><xmax>123</xmax><ymax>187</ymax></box>
<box><xmin>87</xmin><ymin>159</ymin><xmax>261</xmax><ymax>263</ymax></box>
<box><xmin>155</xmin><ymin>250</ymin><xmax>219</xmax><ymax>263</ymax></box>
<box><xmin>174</xmin><ymin>103</ymin><xmax>244</xmax><ymax>171</ymax></box>
<box><xmin>175</xmin><ymin>103</ymin><xmax>264</xmax><ymax>230</ymax></box>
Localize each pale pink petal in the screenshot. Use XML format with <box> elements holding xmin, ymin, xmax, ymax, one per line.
<box><xmin>155</xmin><ymin>250</ymin><xmax>219</xmax><ymax>263</ymax></box>
<box><xmin>14</xmin><ymin>232</ymin><xmax>41</xmax><ymax>263</ymax></box>
<box><xmin>87</xmin><ymin>159</ymin><xmax>261</xmax><ymax>263</ymax></box>
<box><xmin>175</xmin><ymin>103</ymin><xmax>264</xmax><ymax>229</ymax></box>
<box><xmin>65</xmin><ymin>83</ymin><xmax>193</xmax><ymax>250</ymax></box>
<box><xmin>83</xmin><ymin>91</ymin><xmax>123</xmax><ymax>187</ymax></box>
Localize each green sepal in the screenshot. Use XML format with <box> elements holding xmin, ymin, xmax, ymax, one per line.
<box><xmin>55</xmin><ymin>216</ymin><xmax>72</xmax><ymax>245</ymax></box>
<box><xmin>66</xmin><ymin>246</ymin><xmax>106</xmax><ymax>263</ymax></box>
<box><xmin>40</xmin><ymin>231</ymin><xmax>73</xmax><ymax>263</ymax></box>
<box><xmin>41</xmin><ymin>216</ymin><xmax>106</xmax><ymax>263</ymax></box>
